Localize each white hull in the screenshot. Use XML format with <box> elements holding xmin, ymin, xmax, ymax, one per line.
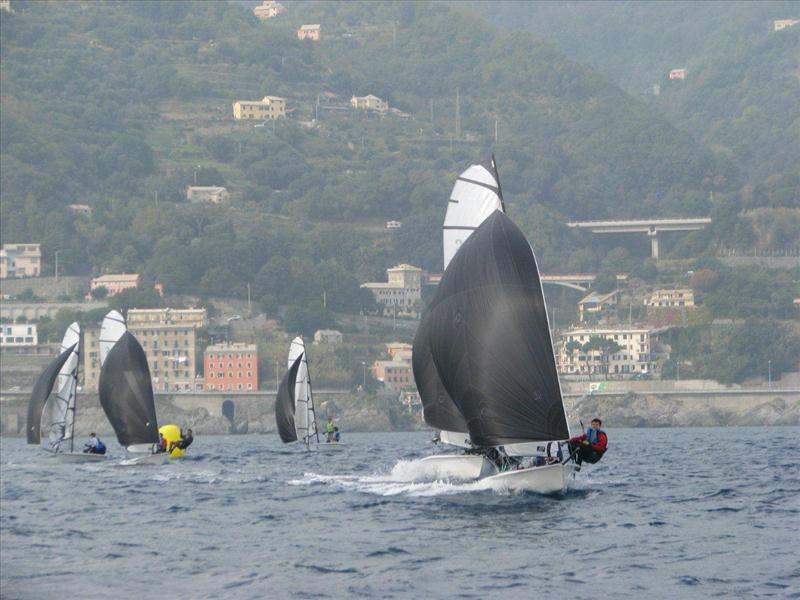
<box><xmin>50</xmin><ymin>452</ymin><xmax>109</xmax><ymax>463</ymax></box>
<box><xmin>482</xmin><ymin>462</ymin><xmax>576</xmax><ymax>494</ymax></box>
<box><xmin>312</xmin><ymin>442</ymin><xmax>347</xmax><ymax>451</ymax></box>
<box><xmin>418</xmin><ymin>454</ymin><xmax>495</xmax><ymax>481</ymax></box>
<box><xmin>120</xmin><ymin>453</ymin><xmax>169</xmax><ymax>466</ymax></box>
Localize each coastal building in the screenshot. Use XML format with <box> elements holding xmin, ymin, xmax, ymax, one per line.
<box><xmin>350</xmin><ymin>94</ymin><xmax>389</xmax><ymax>113</ymax></box>
<box><xmin>204</xmin><ymin>342</ymin><xmax>258</xmax><ymax>391</ymax></box>
<box><xmin>361</xmin><ymin>264</ymin><xmax>422</xmax><ymax>317</ymax></box>
<box><xmin>0</xmin><ymin>244</ymin><xmax>41</xmax><ymax>279</ymax></box>
<box><xmin>0</xmin><ymin>1</ymin><xmax>12</xmax><ymax>13</ymax></box>
<box><xmin>313</xmin><ymin>329</ymin><xmax>343</xmax><ymax>345</ymax></box>
<box><xmin>644</xmin><ymin>288</ymin><xmax>695</xmax><ymax>309</ymax></box>
<box><xmin>253</xmin><ymin>0</ymin><xmax>284</xmax><ymax>20</ymax></box>
<box><xmin>669</xmin><ymin>68</ymin><xmax>688</xmax><ymax>80</ymax></box>
<box><xmin>385</xmin><ymin>342</ymin><xmax>412</xmax><ymax>362</ymax></box>
<box><xmin>68</xmin><ymin>204</ymin><xmax>92</xmax><ymax>218</ymax></box>
<box><xmin>297</xmin><ymin>24</ymin><xmax>321</xmax><ymax>41</ymax></box>
<box><xmin>0</xmin><ymin>324</ymin><xmax>38</xmax><ymax>349</ymax></box>
<box><xmin>577</xmin><ymin>290</ymin><xmax>619</xmax><ymax>322</ymax></box>
<box><xmin>556</xmin><ymin>326</ymin><xmax>659</xmax><ymax>377</ymax></box>
<box><xmin>386</xmin><ymin>220</ymin><xmax>402</xmax><ymax>229</ymax></box>
<box><xmin>89</xmin><ymin>273</ymin><xmax>139</xmax><ymax>297</ymax></box>
<box><xmin>82</xmin><ymin>308</ymin><xmax>207</xmax><ymax>392</ymax></box>
<box><xmin>232</xmin><ymin>96</ymin><xmax>287</xmax><ymax>120</ymax></box>
<box><xmin>186</xmin><ymin>186</ymin><xmax>229</xmax><ymax>204</ymax></box>
<box><xmin>773</xmin><ymin>19</ymin><xmax>799</xmax><ymax>31</ymax></box>
<box><xmin>372</xmin><ymin>357</ymin><xmax>414</xmax><ymax>391</ymax></box>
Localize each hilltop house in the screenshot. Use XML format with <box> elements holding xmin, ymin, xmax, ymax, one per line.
<box><xmin>233</xmin><ymin>96</ymin><xmax>287</xmax><ymax>120</ymax></box>
<box><xmin>669</xmin><ymin>68</ymin><xmax>688</xmax><ymax>80</ymax></box>
<box><xmin>253</xmin><ymin>1</ymin><xmax>284</xmax><ymax>20</ymax></box>
<box><xmin>773</xmin><ymin>19</ymin><xmax>798</xmax><ymax>32</ymax></box>
<box><xmin>351</xmin><ymin>94</ymin><xmax>388</xmax><ymax>113</ymax></box>
<box><xmin>186</xmin><ymin>186</ymin><xmax>229</xmax><ymax>204</ymax></box>
<box><xmin>297</xmin><ymin>24</ymin><xmax>321</xmax><ymax>41</ymax></box>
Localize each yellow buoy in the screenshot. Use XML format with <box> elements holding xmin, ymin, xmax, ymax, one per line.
<box><xmin>159</xmin><ymin>424</ymin><xmax>186</xmax><ymax>458</ymax></box>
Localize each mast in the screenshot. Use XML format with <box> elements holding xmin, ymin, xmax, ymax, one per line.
<box><xmin>69</xmin><ymin>336</ymin><xmax>81</xmax><ymax>453</ymax></box>
<box><xmin>306</xmin><ymin>352</ymin><xmax>320</xmax><ymax>445</ymax></box>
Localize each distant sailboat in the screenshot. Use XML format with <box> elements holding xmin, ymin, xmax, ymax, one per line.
<box><xmin>412</xmin><ymin>160</ymin><xmax>577</xmax><ymax>493</ymax></box>
<box><xmin>275</xmin><ymin>336</ymin><xmax>344</xmax><ymax>450</ymax></box>
<box><xmin>97</xmin><ymin>311</ymin><xmax>183</xmax><ymax>464</ymax></box>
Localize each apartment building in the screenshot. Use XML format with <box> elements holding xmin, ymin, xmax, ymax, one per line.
<box><xmin>0</xmin><ymin>324</ymin><xmax>38</xmax><ymax>348</ymax></box>
<box><xmin>556</xmin><ymin>327</ymin><xmax>658</xmax><ymax>376</ymax></box>
<box><xmin>82</xmin><ymin>308</ymin><xmax>207</xmax><ymax>392</ymax></box>
<box><xmin>361</xmin><ymin>264</ymin><xmax>422</xmax><ymax>317</ymax></box>
<box><xmin>0</xmin><ymin>244</ymin><xmax>41</xmax><ymax>279</ymax></box>
<box><xmin>232</xmin><ymin>96</ymin><xmax>287</xmax><ymax>120</ymax></box>
<box><xmin>204</xmin><ymin>343</ymin><xmax>258</xmax><ymax>391</ymax></box>
<box><xmin>372</xmin><ymin>357</ymin><xmax>414</xmax><ymax>392</ymax></box>
<box><xmin>350</xmin><ymin>94</ymin><xmax>389</xmax><ymax>113</ymax></box>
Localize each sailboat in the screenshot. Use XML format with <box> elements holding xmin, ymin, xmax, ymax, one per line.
<box><xmin>275</xmin><ymin>336</ymin><xmax>344</xmax><ymax>450</ymax></box>
<box><xmin>27</xmin><ymin>322</ymin><xmax>105</xmax><ymax>461</ymax></box>
<box><xmin>98</xmin><ymin>311</ymin><xmax>168</xmax><ymax>465</ymax></box>
<box><xmin>412</xmin><ymin>158</ymin><xmax>505</xmax><ymax>478</ymax></box>
<box><xmin>412</xmin><ymin>162</ymin><xmax>576</xmax><ymax>494</ymax></box>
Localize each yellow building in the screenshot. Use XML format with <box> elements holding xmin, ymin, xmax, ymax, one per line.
<box><xmin>361</xmin><ymin>264</ymin><xmax>422</xmax><ymax>317</ymax></box>
<box><xmin>253</xmin><ymin>0</ymin><xmax>284</xmax><ymax>20</ymax></box>
<box><xmin>350</xmin><ymin>94</ymin><xmax>389</xmax><ymax>113</ymax></box>
<box><xmin>232</xmin><ymin>96</ymin><xmax>287</xmax><ymax>120</ymax></box>
<box><xmin>83</xmin><ymin>308</ymin><xmax>207</xmax><ymax>392</ymax></box>
<box><xmin>0</xmin><ymin>244</ymin><xmax>41</xmax><ymax>279</ymax></box>
<box><xmin>644</xmin><ymin>288</ymin><xmax>695</xmax><ymax>309</ymax></box>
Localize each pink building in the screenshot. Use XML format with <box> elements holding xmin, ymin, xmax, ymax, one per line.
<box><xmin>297</xmin><ymin>24</ymin><xmax>321</xmax><ymax>41</ymax></box>
<box><xmin>204</xmin><ymin>343</ymin><xmax>258</xmax><ymax>391</ymax></box>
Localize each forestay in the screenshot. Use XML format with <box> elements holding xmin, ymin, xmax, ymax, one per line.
<box><xmin>424</xmin><ymin>210</ymin><xmax>570</xmax><ymax>447</ymax></box>
<box><xmin>98</xmin><ymin>331</ymin><xmax>159</xmax><ymax>452</ymax></box>
<box><xmin>27</xmin><ymin>344</ymin><xmax>77</xmax><ymax>445</ymax></box>
<box><xmin>275</xmin><ymin>354</ymin><xmax>304</xmax><ymax>443</ymax></box>
<box><xmin>99</xmin><ymin>310</ymin><xmax>126</xmax><ymax>367</ymax></box>
<box><xmin>40</xmin><ymin>322</ymin><xmax>81</xmax><ymax>452</ymax></box>
<box><xmin>288</xmin><ymin>336</ymin><xmax>318</xmax><ymax>445</ymax></box>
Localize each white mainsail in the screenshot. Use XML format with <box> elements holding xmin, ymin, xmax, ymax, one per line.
<box><xmin>442</xmin><ymin>158</ymin><xmax>505</xmax><ymax>269</ymax></box>
<box><xmin>40</xmin><ymin>322</ymin><xmax>81</xmax><ymax>452</ymax></box>
<box><xmin>100</xmin><ymin>310</ymin><xmax>126</xmax><ymax>366</ymax></box>
<box><xmin>288</xmin><ymin>336</ymin><xmax>318</xmax><ymax>445</ymax></box>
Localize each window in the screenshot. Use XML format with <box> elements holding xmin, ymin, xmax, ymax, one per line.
<box><xmin>247</xmin><ymin>383</ymin><xmax>253</xmax><ymax>390</ymax></box>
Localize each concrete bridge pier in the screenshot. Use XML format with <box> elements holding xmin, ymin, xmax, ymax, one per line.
<box><xmin>648</xmin><ymin>228</ymin><xmax>660</xmax><ymax>259</ymax></box>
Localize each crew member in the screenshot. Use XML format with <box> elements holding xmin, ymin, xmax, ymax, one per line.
<box><xmin>333</xmin><ymin>427</ymin><xmax>340</xmax><ymax>443</ymax></box>
<box><xmin>568</xmin><ymin>418</ymin><xmax>607</xmax><ymax>464</ymax></box>
<box><xmin>84</xmin><ymin>433</ymin><xmax>106</xmax><ymax>455</ymax></box>
<box><xmin>173</xmin><ymin>428</ymin><xmax>194</xmax><ymax>451</ymax></box>
<box><xmin>325</xmin><ymin>418</ymin><xmax>335</xmax><ymax>443</ymax></box>
<box><xmin>157</xmin><ymin>433</ymin><xmax>168</xmax><ymax>453</ymax></box>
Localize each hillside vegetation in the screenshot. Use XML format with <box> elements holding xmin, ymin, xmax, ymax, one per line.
<box><xmin>2</xmin><ymin>0</ymin><xmax>729</xmax><ymax>301</ymax></box>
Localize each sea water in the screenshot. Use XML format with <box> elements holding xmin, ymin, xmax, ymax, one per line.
<box><xmin>1</xmin><ymin>427</ymin><xmax>798</xmax><ymax>599</ymax></box>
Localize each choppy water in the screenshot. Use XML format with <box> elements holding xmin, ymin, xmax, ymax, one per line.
<box><xmin>1</xmin><ymin>428</ymin><xmax>798</xmax><ymax>599</ymax></box>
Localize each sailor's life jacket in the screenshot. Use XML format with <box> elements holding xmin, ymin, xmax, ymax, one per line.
<box><xmin>570</xmin><ymin>428</ymin><xmax>607</xmax><ymax>464</ymax></box>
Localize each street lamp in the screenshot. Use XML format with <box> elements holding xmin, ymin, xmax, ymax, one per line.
<box><xmin>361</xmin><ymin>361</ymin><xmax>366</xmax><ymax>389</ymax></box>
<box><xmin>768</xmin><ymin>360</ymin><xmax>772</xmax><ymax>389</ymax></box>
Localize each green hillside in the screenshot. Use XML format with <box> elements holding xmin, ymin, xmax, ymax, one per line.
<box><xmin>1</xmin><ymin>0</ymin><xmax>731</xmax><ymax>308</ymax></box>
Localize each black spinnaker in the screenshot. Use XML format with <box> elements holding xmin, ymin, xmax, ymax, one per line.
<box><xmin>275</xmin><ymin>353</ymin><xmax>303</xmax><ymax>443</ymax></box>
<box><xmin>98</xmin><ymin>331</ymin><xmax>159</xmax><ymax>449</ymax></box>
<box><xmin>424</xmin><ymin>210</ymin><xmax>569</xmax><ymax>447</ymax></box>
<box><xmin>27</xmin><ymin>344</ymin><xmax>77</xmax><ymax>444</ymax></box>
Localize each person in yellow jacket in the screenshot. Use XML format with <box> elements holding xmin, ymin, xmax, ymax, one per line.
<box><xmin>324</xmin><ymin>418</ymin><xmax>335</xmax><ymax>443</ymax></box>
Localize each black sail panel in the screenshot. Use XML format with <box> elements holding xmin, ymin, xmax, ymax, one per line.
<box><xmin>275</xmin><ymin>354</ymin><xmax>303</xmax><ymax>443</ymax></box>
<box><xmin>427</xmin><ymin>210</ymin><xmax>569</xmax><ymax>446</ymax></box>
<box><xmin>412</xmin><ymin>312</ymin><xmax>469</xmax><ymax>433</ymax></box>
<box><xmin>27</xmin><ymin>345</ymin><xmax>76</xmax><ymax>444</ymax></box>
<box><xmin>98</xmin><ymin>332</ymin><xmax>159</xmax><ymax>448</ymax></box>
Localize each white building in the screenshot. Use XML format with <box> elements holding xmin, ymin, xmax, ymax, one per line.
<box><xmin>186</xmin><ymin>186</ymin><xmax>229</xmax><ymax>204</ymax></box>
<box><xmin>313</xmin><ymin>329</ymin><xmax>343</xmax><ymax>345</ymax></box>
<box><xmin>773</xmin><ymin>19</ymin><xmax>799</xmax><ymax>32</ymax></box>
<box><xmin>0</xmin><ymin>324</ymin><xmax>38</xmax><ymax>348</ymax></box>
<box><xmin>556</xmin><ymin>327</ymin><xmax>659</xmax><ymax>377</ymax></box>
